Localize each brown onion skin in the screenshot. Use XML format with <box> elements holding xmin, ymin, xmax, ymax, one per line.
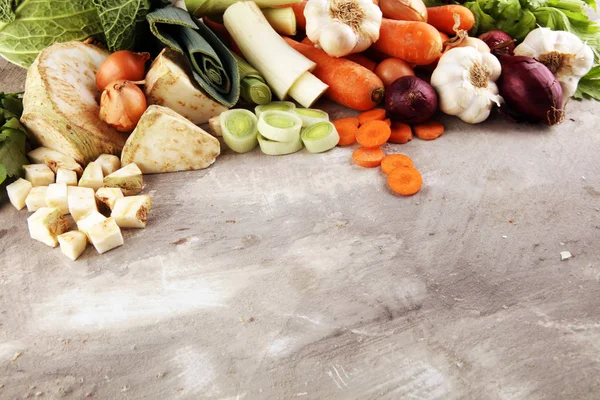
<box><xmin>497</xmin><ymin>56</ymin><xmax>565</xmax><ymax>126</ymax></box>
<box><xmin>479</xmin><ymin>31</ymin><xmax>515</xmax><ymax>57</ymax></box>
<box><xmin>385</xmin><ymin>76</ymin><xmax>438</xmax><ymax>124</ymax></box>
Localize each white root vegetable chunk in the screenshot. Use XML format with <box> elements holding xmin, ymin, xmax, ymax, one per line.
<box><xmin>111</xmin><ymin>195</ymin><xmax>152</xmax><ymax>229</ymax></box>
<box><xmin>57</xmin><ymin>231</ymin><xmax>88</xmax><ymax>261</ymax></box>
<box><xmin>77</xmin><ymin>211</ymin><xmax>107</xmax><ymax>242</ymax></box>
<box><xmin>95</xmin><ymin>154</ymin><xmax>121</xmax><ymax>176</ymax></box>
<box><xmin>67</xmin><ymin>186</ymin><xmax>98</xmax><ymax>221</ymax></box>
<box><xmin>223</xmin><ymin>2</ymin><xmax>328</xmax><ymax>107</ymax></box>
<box><xmin>88</xmin><ymin>218</ymin><xmax>124</xmax><ymax>254</ymax></box>
<box><xmin>27</xmin><ymin>207</ymin><xmax>70</xmax><ymax>247</ymax></box>
<box><xmin>56</xmin><ymin>168</ymin><xmax>78</xmax><ymax>186</ymax></box>
<box><xmin>95</xmin><ymin>188</ymin><xmax>124</xmax><ymax>211</ymax></box>
<box><xmin>24</xmin><ymin>164</ymin><xmax>54</xmax><ymax>187</ymax></box>
<box><xmin>103</xmin><ymin>163</ymin><xmax>143</xmax><ymax>196</ymax></box>
<box><xmin>7</xmin><ymin>178</ymin><xmax>32</xmax><ymax>210</ymax></box>
<box><xmin>79</xmin><ymin>162</ymin><xmax>103</xmax><ymax>190</ymax></box>
<box><xmin>45</xmin><ymin>183</ymin><xmax>69</xmax><ymax>215</ymax></box>
<box><xmin>26</xmin><ymin>186</ymin><xmax>48</xmax><ymax>212</ymax></box>
<box><xmin>120</xmin><ymin>106</ymin><xmax>220</xmax><ymax>174</ymax></box>
<box><xmin>27</xmin><ymin>147</ymin><xmax>83</xmax><ymax>176</ymax></box>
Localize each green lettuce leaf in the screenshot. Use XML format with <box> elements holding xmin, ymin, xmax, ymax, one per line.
<box><xmin>465</xmin><ymin>0</ymin><xmax>537</xmax><ymax>39</ymax></box>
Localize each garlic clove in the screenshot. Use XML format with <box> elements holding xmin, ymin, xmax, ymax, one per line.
<box><xmin>319</xmin><ymin>21</ymin><xmax>357</xmax><ymax>58</ymax></box>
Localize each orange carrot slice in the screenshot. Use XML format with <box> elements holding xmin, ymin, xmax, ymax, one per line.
<box><xmin>352</xmin><ymin>147</ymin><xmax>385</xmax><ymax>168</ymax></box>
<box><xmin>383</xmin><ymin>118</ymin><xmax>391</xmax><ymax>127</ymax></box>
<box><xmin>356</xmin><ymin>120</ymin><xmax>391</xmax><ymax>148</ymax></box>
<box><xmin>358</xmin><ymin>108</ymin><xmax>386</xmax><ymax>125</ymax></box>
<box><xmin>333</xmin><ymin>118</ymin><xmax>359</xmax><ymax>146</ymax></box>
<box><xmin>387</xmin><ymin>166</ymin><xmax>423</xmax><ymax>195</ymax></box>
<box><xmin>388</xmin><ymin>122</ymin><xmax>413</xmax><ymax>144</ymax></box>
<box><xmin>414</xmin><ymin>121</ymin><xmax>444</xmax><ymax>140</ymax></box>
<box><xmin>381</xmin><ymin>154</ymin><xmax>414</xmax><ymax>174</ymax></box>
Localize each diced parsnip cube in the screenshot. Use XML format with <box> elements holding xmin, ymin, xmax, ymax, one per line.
<box><xmin>45</xmin><ymin>183</ymin><xmax>69</xmax><ymax>215</ymax></box>
<box><xmin>23</xmin><ymin>164</ymin><xmax>54</xmax><ymax>187</ymax></box>
<box><xmin>88</xmin><ymin>218</ymin><xmax>123</xmax><ymax>254</ymax></box>
<box><xmin>76</xmin><ymin>211</ymin><xmax>107</xmax><ymax>242</ymax></box>
<box><xmin>27</xmin><ymin>207</ymin><xmax>69</xmax><ymax>247</ymax></box>
<box><xmin>26</xmin><ymin>186</ymin><xmax>48</xmax><ymax>212</ymax></box>
<box><xmin>56</xmin><ymin>168</ymin><xmax>78</xmax><ymax>186</ymax></box>
<box><xmin>111</xmin><ymin>195</ymin><xmax>152</xmax><ymax>229</ymax></box>
<box><xmin>95</xmin><ymin>188</ymin><xmax>124</xmax><ymax>211</ymax></box>
<box><xmin>78</xmin><ymin>162</ymin><xmax>103</xmax><ymax>190</ymax></box>
<box><xmin>103</xmin><ymin>163</ymin><xmax>143</xmax><ymax>196</ymax></box>
<box><xmin>27</xmin><ymin>147</ymin><xmax>83</xmax><ymax>176</ymax></box>
<box><xmin>7</xmin><ymin>178</ymin><xmax>32</xmax><ymax>210</ymax></box>
<box><xmin>95</xmin><ymin>154</ymin><xmax>121</xmax><ymax>176</ymax></box>
<box><xmin>67</xmin><ymin>186</ymin><xmax>98</xmax><ymax>221</ymax></box>
<box><xmin>57</xmin><ymin>231</ymin><xmax>88</xmax><ymax>261</ymax></box>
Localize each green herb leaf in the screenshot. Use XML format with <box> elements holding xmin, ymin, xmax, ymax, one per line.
<box><xmin>574</xmin><ymin>66</ymin><xmax>600</xmax><ymax>100</ymax></box>
<box><xmin>0</xmin><ymin>163</ymin><xmax>7</xmax><ymax>185</ymax></box>
<box><xmin>0</xmin><ymin>125</ymin><xmax>27</xmax><ymax>178</ymax></box>
<box><xmin>92</xmin><ymin>0</ymin><xmax>152</xmax><ymax>51</ymax></box>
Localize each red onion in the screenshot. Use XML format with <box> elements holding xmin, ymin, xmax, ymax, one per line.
<box><xmin>497</xmin><ymin>56</ymin><xmax>565</xmax><ymax>125</ymax></box>
<box><xmin>479</xmin><ymin>31</ymin><xmax>515</xmax><ymax>57</ymax></box>
<box><xmin>385</xmin><ymin>76</ymin><xmax>438</xmax><ymax>124</ymax></box>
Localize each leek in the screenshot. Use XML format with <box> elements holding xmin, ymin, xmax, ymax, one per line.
<box><xmin>220</xmin><ymin>109</ymin><xmax>259</xmax><ymax>153</ymax></box>
<box><xmin>235</xmin><ymin>54</ymin><xmax>272</xmax><ymax>105</ymax></box>
<box><xmin>186</xmin><ymin>0</ymin><xmax>301</xmax><ymax>17</ymax></box>
<box><xmin>293</xmin><ymin>108</ymin><xmax>329</xmax><ymax>127</ymax></box>
<box><xmin>255</xmin><ymin>101</ymin><xmax>296</xmax><ymax>118</ymax></box>
<box><xmin>301</xmin><ymin>122</ymin><xmax>340</xmax><ymax>153</ymax></box>
<box><xmin>262</xmin><ymin>8</ymin><xmax>297</xmax><ymax>36</ymax></box>
<box><xmin>257</xmin><ymin>133</ymin><xmax>303</xmax><ymax>156</ymax></box>
<box><xmin>257</xmin><ymin>110</ymin><xmax>303</xmax><ymax>142</ymax></box>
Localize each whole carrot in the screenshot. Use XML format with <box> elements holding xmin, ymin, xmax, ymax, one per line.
<box><xmin>284</xmin><ymin>38</ymin><xmax>385</xmax><ymax>111</ymax></box>
<box><xmin>344</xmin><ymin>53</ymin><xmax>378</xmax><ymax>72</ymax></box>
<box><xmin>426</xmin><ymin>5</ymin><xmax>475</xmax><ymax>35</ymax></box>
<box><xmin>372</xmin><ymin>19</ymin><xmax>443</xmax><ymax>65</ymax></box>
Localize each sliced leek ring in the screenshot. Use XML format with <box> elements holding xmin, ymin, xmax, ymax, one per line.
<box><xmin>257</xmin><ymin>110</ymin><xmax>303</xmax><ymax>142</ymax></box>
<box><xmin>257</xmin><ymin>132</ymin><xmax>303</xmax><ymax>156</ymax></box>
<box><xmin>293</xmin><ymin>108</ymin><xmax>329</xmax><ymax>127</ymax></box>
<box><xmin>220</xmin><ymin>109</ymin><xmax>259</xmax><ymax>153</ymax></box>
<box><xmin>301</xmin><ymin>121</ymin><xmax>340</xmax><ymax>154</ymax></box>
<box><xmin>255</xmin><ymin>101</ymin><xmax>296</xmax><ymax>118</ymax></box>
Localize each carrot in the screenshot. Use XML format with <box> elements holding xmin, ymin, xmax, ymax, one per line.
<box><xmin>387</xmin><ymin>166</ymin><xmax>423</xmax><ymax>195</ymax></box>
<box><xmin>414</xmin><ymin>121</ymin><xmax>444</xmax><ymax>140</ymax></box>
<box><xmin>301</xmin><ymin>37</ymin><xmax>314</xmax><ymax>46</ymax></box>
<box><xmin>426</xmin><ymin>6</ymin><xmax>475</xmax><ymax>35</ymax></box>
<box><xmin>358</xmin><ymin>108</ymin><xmax>386</xmax><ymax>125</ymax></box>
<box><xmin>356</xmin><ymin>120</ymin><xmax>391</xmax><ymax>148</ymax></box>
<box><xmin>344</xmin><ymin>53</ymin><xmax>377</xmax><ymax>72</ymax></box>
<box><xmin>333</xmin><ymin>118</ymin><xmax>359</xmax><ymax>146</ymax></box>
<box><xmin>381</xmin><ymin>154</ymin><xmax>414</xmax><ymax>175</ymax></box>
<box><xmin>388</xmin><ymin>122</ymin><xmax>413</xmax><ymax>144</ymax></box>
<box><xmin>284</xmin><ymin>37</ymin><xmax>385</xmax><ymax>111</ymax></box>
<box><xmin>372</xmin><ymin>19</ymin><xmax>443</xmax><ymax>65</ymax></box>
<box><xmin>276</xmin><ymin>1</ymin><xmax>307</xmax><ymax>30</ymax></box>
<box><xmin>352</xmin><ymin>147</ymin><xmax>386</xmax><ymax>168</ymax></box>
<box><xmin>439</xmin><ymin>31</ymin><xmax>450</xmax><ymax>43</ymax></box>
<box><xmin>203</xmin><ymin>18</ymin><xmax>241</xmax><ymax>55</ymax></box>
<box><xmin>384</xmin><ymin>118</ymin><xmax>391</xmax><ymax>127</ymax></box>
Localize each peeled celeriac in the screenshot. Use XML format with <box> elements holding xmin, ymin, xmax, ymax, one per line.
<box><xmin>27</xmin><ymin>207</ymin><xmax>70</xmax><ymax>248</ymax></box>
<box><xmin>45</xmin><ymin>183</ymin><xmax>69</xmax><ymax>215</ymax></box>
<box><xmin>26</xmin><ymin>187</ymin><xmax>48</xmax><ymax>212</ymax></box>
<box><xmin>305</xmin><ymin>0</ymin><xmax>383</xmax><ymax>57</ymax></box>
<box><xmin>121</xmin><ymin>106</ymin><xmax>220</xmax><ymax>174</ymax></box>
<box><xmin>95</xmin><ymin>188</ymin><xmax>124</xmax><ymax>211</ymax></box>
<box><xmin>301</xmin><ymin>121</ymin><xmax>340</xmax><ymax>153</ymax></box>
<box><xmin>255</xmin><ymin>101</ymin><xmax>296</xmax><ymax>118</ymax></box>
<box><xmin>67</xmin><ymin>186</ymin><xmax>98</xmax><ymax>221</ymax></box>
<box><xmin>21</xmin><ymin>41</ymin><xmax>126</xmax><ymax>164</ymax></box>
<box><xmin>293</xmin><ymin>108</ymin><xmax>329</xmax><ymax>127</ymax></box>
<box><xmin>56</xmin><ymin>168</ymin><xmax>78</xmax><ymax>186</ymax></box>
<box><xmin>27</xmin><ymin>147</ymin><xmax>83</xmax><ymax>176</ymax></box>
<box><xmin>24</xmin><ymin>164</ymin><xmax>54</xmax><ymax>187</ymax></box>
<box><xmin>257</xmin><ymin>132</ymin><xmax>303</xmax><ymax>156</ymax></box>
<box><xmin>223</xmin><ymin>2</ymin><xmax>328</xmax><ymax>107</ymax></box>
<box><xmin>144</xmin><ymin>49</ymin><xmax>228</xmax><ymax>125</ymax></box>
<box><xmin>88</xmin><ymin>218</ymin><xmax>124</xmax><ymax>254</ymax></box>
<box><xmin>78</xmin><ymin>162</ymin><xmax>103</xmax><ymax>191</ymax></box>
<box><xmin>111</xmin><ymin>195</ymin><xmax>153</xmax><ymax>229</ymax></box>
<box><xmin>257</xmin><ymin>111</ymin><xmax>303</xmax><ymax>142</ymax></box>
<box><xmin>57</xmin><ymin>231</ymin><xmax>88</xmax><ymax>261</ymax></box>
<box><xmin>95</xmin><ymin>154</ymin><xmax>121</xmax><ymax>176</ymax></box>
<box><xmin>77</xmin><ymin>211</ymin><xmax>108</xmax><ymax>242</ymax></box>
<box><xmin>208</xmin><ymin>115</ymin><xmax>223</xmax><ymax>137</ymax></box>
<box><xmin>7</xmin><ymin>178</ymin><xmax>33</xmax><ymax>210</ymax></box>
<box><xmin>220</xmin><ymin>109</ymin><xmax>259</xmax><ymax>153</ymax></box>
<box><xmin>103</xmin><ymin>163</ymin><xmax>143</xmax><ymax>196</ymax></box>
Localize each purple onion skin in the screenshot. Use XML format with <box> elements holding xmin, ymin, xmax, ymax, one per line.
<box><xmin>385</xmin><ymin>76</ymin><xmax>438</xmax><ymax>124</ymax></box>
<box><xmin>497</xmin><ymin>56</ymin><xmax>565</xmax><ymax>126</ymax></box>
<box><xmin>479</xmin><ymin>31</ymin><xmax>515</xmax><ymax>57</ymax></box>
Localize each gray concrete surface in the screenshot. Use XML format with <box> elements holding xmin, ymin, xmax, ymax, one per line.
<box><xmin>1</xmin><ymin>57</ymin><xmax>600</xmax><ymax>400</ymax></box>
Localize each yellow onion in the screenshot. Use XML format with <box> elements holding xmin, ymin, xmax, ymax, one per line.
<box><xmin>99</xmin><ymin>80</ymin><xmax>147</xmax><ymax>132</ymax></box>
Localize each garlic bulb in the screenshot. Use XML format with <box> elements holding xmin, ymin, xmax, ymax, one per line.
<box><xmin>514</xmin><ymin>27</ymin><xmax>593</xmax><ymax>102</ymax></box>
<box><xmin>431</xmin><ymin>47</ymin><xmax>503</xmax><ymax>124</ymax></box>
<box><xmin>304</xmin><ymin>0</ymin><xmax>382</xmax><ymax>57</ymax></box>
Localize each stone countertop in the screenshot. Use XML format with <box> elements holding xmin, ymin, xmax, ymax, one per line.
<box><xmin>1</xmin><ymin>58</ymin><xmax>600</xmax><ymax>400</ymax></box>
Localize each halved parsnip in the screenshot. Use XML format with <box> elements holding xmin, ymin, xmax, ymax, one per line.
<box><xmin>95</xmin><ymin>154</ymin><xmax>121</xmax><ymax>176</ymax></box>
<box><xmin>103</xmin><ymin>163</ymin><xmax>143</xmax><ymax>196</ymax></box>
<box><xmin>57</xmin><ymin>231</ymin><xmax>88</xmax><ymax>261</ymax></box>
<box><xmin>46</xmin><ymin>183</ymin><xmax>69</xmax><ymax>215</ymax></box>
<box><xmin>95</xmin><ymin>188</ymin><xmax>124</xmax><ymax>212</ymax></box>
<box><xmin>88</xmin><ymin>218</ymin><xmax>124</xmax><ymax>254</ymax></box>
<box><xmin>67</xmin><ymin>186</ymin><xmax>98</xmax><ymax>221</ymax></box>
<box><xmin>24</xmin><ymin>164</ymin><xmax>54</xmax><ymax>187</ymax></box>
<box><xmin>27</xmin><ymin>207</ymin><xmax>70</xmax><ymax>247</ymax></box>
<box><xmin>56</xmin><ymin>168</ymin><xmax>78</xmax><ymax>186</ymax></box>
<box><xmin>111</xmin><ymin>195</ymin><xmax>152</xmax><ymax>229</ymax></box>
<box><xmin>28</xmin><ymin>147</ymin><xmax>83</xmax><ymax>176</ymax></box>
<box><xmin>7</xmin><ymin>178</ymin><xmax>33</xmax><ymax>210</ymax></box>
<box><xmin>26</xmin><ymin>186</ymin><xmax>48</xmax><ymax>212</ymax></box>
<box><xmin>76</xmin><ymin>211</ymin><xmax>107</xmax><ymax>242</ymax></box>
<box><xmin>79</xmin><ymin>162</ymin><xmax>103</xmax><ymax>190</ymax></box>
